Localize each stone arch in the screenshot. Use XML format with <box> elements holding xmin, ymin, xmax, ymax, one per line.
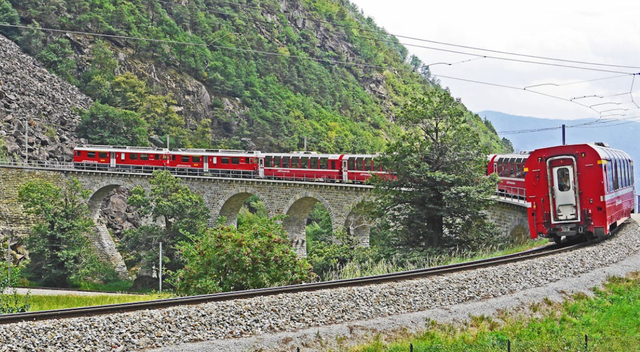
<box><xmin>343</xmin><ymin>201</ymin><xmax>371</xmax><ymax>247</ymax></box>
<box><xmin>218</xmin><ymin>187</ymin><xmax>271</xmax><ymax>227</ymax></box>
<box><xmin>282</xmin><ymin>192</ymin><xmax>333</xmax><ymax>257</ymax></box>
<box><xmin>84</xmin><ymin>182</ymin><xmax>135</xmax><ymax>278</ymax></box>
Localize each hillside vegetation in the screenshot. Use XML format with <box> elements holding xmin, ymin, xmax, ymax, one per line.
<box><xmin>0</xmin><ymin>0</ymin><xmax>504</xmax><ymax>155</ymax></box>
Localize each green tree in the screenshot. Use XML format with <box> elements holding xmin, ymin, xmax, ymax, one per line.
<box><xmin>372</xmin><ymin>88</ymin><xmax>498</xmax><ymax>249</ymax></box>
<box><xmin>17</xmin><ymin>178</ymin><xmax>114</xmax><ymax>287</ymax></box>
<box><xmin>35</xmin><ymin>37</ymin><xmax>78</xmax><ymax>84</ymax></box>
<box><xmin>121</xmin><ymin>171</ymin><xmax>209</xmax><ymax>275</ymax></box>
<box><xmin>77</xmin><ymin>102</ymin><xmax>149</xmax><ymax>146</ymax></box>
<box><xmin>169</xmin><ymin>217</ymin><xmax>315</xmax><ymax>295</ymax></box>
<box><xmin>0</xmin><ymin>0</ymin><xmax>20</xmax><ymax>40</ymax></box>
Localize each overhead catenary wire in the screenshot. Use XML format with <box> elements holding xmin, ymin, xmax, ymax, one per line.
<box><xmin>0</xmin><ymin>22</ymin><xmax>390</xmax><ymax>70</ymax></box>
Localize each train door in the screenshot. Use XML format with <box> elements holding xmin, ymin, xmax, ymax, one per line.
<box><xmin>110</xmin><ymin>152</ymin><xmax>116</xmax><ymax>168</ymax></box>
<box><xmin>258</xmin><ymin>157</ymin><xmax>265</xmax><ymax>178</ymax></box>
<box><xmin>549</xmin><ymin>160</ymin><xmax>580</xmax><ymax>222</ymax></box>
<box><xmin>342</xmin><ymin>158</ymin><xmax>348</xmax><ymax>182</ymax></box>
<box><xmin>203</xmin><ymin>155</ymin><xmax>209</xmax><ymax>173</ymax></box>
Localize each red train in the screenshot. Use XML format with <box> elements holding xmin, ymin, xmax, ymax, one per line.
<box><xmin>72</xmin><ymin>145</ymin><xmax>387</xmax><ymax>183</ymax></box>
<box><xmin>489</xmin><ymin>143</ymin><xmax>635</xmax><ymax>242</ymax></box>
<box><xmin>524</xmin><ymin>143</ymin><xmax>635</xmax><ymax>243</ymax></box>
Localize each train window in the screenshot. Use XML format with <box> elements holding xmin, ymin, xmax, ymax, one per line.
<box><xmin>193</xmin><ymin>156</ymin><xmax>201</xmax><ymax>163</ymax></box>
<box><xmin>607</xmin><ymin>163</ymin><xmax>614</xmax><ymax>191</ymax></box>
<box><xmin>282</xmin><ymin>157</ymin><xmax>290</xmax><ymax>168</ymax></box>
<box><xmin>130</xmin><ymin>154</ymin><xmax>138</xmax><ymax>160</ymax></box>
<box><xmin>98</xmin><ymin>152</ymin><xmax>107</xmax><ymax>158</ymax></box>
<box><xmin>557</xmin><ymin>168</ymin><xmax>571</xmax><ymax>192</ymax></box>
<box><xmin>155</xmin><ymin>154</ymin><xmax>160</xmax><ymax>160</ymax></box>
<box><xmin>364</xmin><ymin>158</ymin><xmax>372</xmax><ymax>171</ymax></box>
<box><xmin>613</xmin><ymin>160</ymin><xmax>619</xmax><ymax>190</ymax></box>
<box><xmin>301</xmin><ymin>157</ymin><xmax>309</xmax><ymax>169</ymax></box>
<box><xmin>87</xmin><ymin>152</ymin><xmax>96</xmax><ymax>158</ymax></box>
<box><xmin>221</xmin><ymin>157</ymin><xmax>229</xmax><ymax>164</ymax></box>
<box><xmin>291</xmin><ymin>157</ymin><xmax>299</xmax><ymax>168</ymax></box>
<box><xmin>231</xmin><ymin>158</ymin><xmax>240</xmax><ymax>164</ymax></box>
<box><xmin>140</xmin><ymin>154</ymin><xmax>149</xmax><ymax>161</ymax></box>
<box><xmin>171</xmin><ymin>155</ymin><xmax>176</xmax><ymax>161</ymax></box>
<box><xmin>181</xmin><ymin>156</ymin><xmax>189</xmax><ymax>163</ymax></box>
<box><xmin>310</xmin><ymin>157</ymin><xmax>318</xmax><ymax>169</ymax></box>
<box><xmin>348</xmin><ymin>158</ymin><xmax>355</xmax><ymax>170</ymax></box>
<box><xmin>274</xmin><ymin>156</ymin><xmax>281</xmax><ymax>167</ymax></box>
<box><xmin>76</xmin><ymin>150</ymin><xmax>82</xmax><ymax>156</ymax></box>
<box><xmin>320</xmin><ymin>158</ymin><xmax>328</xmax><ymax>169</ymax></box>
<box><xmin>331</xmin><ymin>161</ymin><xmax>336</xmax><ymax>169</ymax></box>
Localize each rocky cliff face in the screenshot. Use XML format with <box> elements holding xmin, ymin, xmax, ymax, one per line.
<box><xmin>0</xmin><ymin>35</ymin><xmax>92</xmax><ymax>162</ymax></box>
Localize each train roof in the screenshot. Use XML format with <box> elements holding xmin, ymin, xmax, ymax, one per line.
<box><xmin>528</xmin><ymin>143</ymin><xmax>632</xmax><ymax>161</ymax></box>
<box><xmin>74</xmin><ymin>145</ymin><xmax>167</xmax><ymax>153</ymax></box>
<box><xmin>262</xmin><ymin>152</ymin><xmax>344</xmax><ymax>159</ymax></box>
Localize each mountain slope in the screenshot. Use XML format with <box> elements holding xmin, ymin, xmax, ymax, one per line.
<box><xmin>0</xmin><ymin>0</ymin><xmax>504</xmax><ymax>158</ymax></box>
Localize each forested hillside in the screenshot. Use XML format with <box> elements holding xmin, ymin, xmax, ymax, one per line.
<box><xmin>0</xmin><ymin>0</ymin><xmax>505</xmax><ymax>156</ymax></box>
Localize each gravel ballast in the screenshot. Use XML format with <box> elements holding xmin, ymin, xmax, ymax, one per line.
<box><xmin>2</xmin><ymin>215</ymin><xmax>640</xmax><ymax>352</ymax></box>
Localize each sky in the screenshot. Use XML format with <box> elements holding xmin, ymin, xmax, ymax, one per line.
<box><xmin>348</xmin><ymin>0</ymin><xmax>640</xmax><ymax>121</ymax></box>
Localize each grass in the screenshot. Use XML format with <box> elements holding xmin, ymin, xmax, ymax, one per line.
<box><xmin>349</xmin><ymin>272</ymin><xmax>640</xmax><ymax>351</ymax></box>
<box><xmin>25</xmin><ymin>292</ymin><xmax>170</xmax><ymax>311</ymax></box>
<box><xmin>325</xmin><ymin>239</ymin><xmax>548</xmax><ymax>281</ymax></box>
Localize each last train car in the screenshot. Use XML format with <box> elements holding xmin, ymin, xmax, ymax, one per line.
<box><xmin>524</xmin><ymin>142</ymin><xmax>635</xmax><ymax>243</ymax></box>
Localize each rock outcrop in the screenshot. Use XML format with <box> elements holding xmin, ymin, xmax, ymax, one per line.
<box><xmin>0</xmin><ymin>34</ymin><xmax>92</xmax><ymax>162</ymax></box>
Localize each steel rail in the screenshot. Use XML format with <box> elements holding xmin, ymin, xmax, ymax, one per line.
<box><xmin>0</xmin><ymin>241</ymin><xmax>591</xmax><ymax>325</ymax></box>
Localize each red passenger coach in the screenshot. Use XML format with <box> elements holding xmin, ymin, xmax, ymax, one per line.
<box><xmin>487</xmin><ymin>153</ymin><xmax>529</xmax><ymax>200</ymax></box>
<box><xmin>524</xmin><ymin>143</ymin><xmax>635</xmax><ymax>243</ymax></box>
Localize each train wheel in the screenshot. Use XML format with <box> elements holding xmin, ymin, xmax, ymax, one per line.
<box><xmin>553</xmin><ymin>235</ymin><xmax>562</xmax><ymax>244</ymax></box>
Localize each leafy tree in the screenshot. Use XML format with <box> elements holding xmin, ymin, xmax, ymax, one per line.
<box><xmin>169</xmin><ymin>217</ymin><xmax>315</xmax><ymax>295</ymax></box>
<box><xmin>77</xmin><ymin>102</ymin><xmax>149</xmax><ymax>146</ymax></box>
<box><xmin>372</xmin><ymin>88</ymin><xmax>498</xmax><ymax>249</ymax></box>
<box><xmin>17</xmin><ymin>178</ymin><xmax>115</xmax><ymax>287</ymax></box>
<box><xmin>35</xmin><ymin>37</ymin><xmax>78</xmax><ymax>85</ymax></box>
<box><xmin>0</xmin><ymin>0</ymin><xmax>20</xmax><ymax>40</ymax></box>
<box><xmin>121</xmin><ymin>171</ymin><xmax>209</xmax><ymax>274</ymax></box>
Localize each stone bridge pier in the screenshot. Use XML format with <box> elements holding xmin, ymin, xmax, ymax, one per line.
<box><xmin>485</xmin><ymin>198</ymin><xmax>531</xmax><ymax>243</ymax></box>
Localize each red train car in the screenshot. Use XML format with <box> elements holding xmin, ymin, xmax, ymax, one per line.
<box><xmin>262</xmin><ymin>152</ymin><xmax>344</xmax><ymax>182</ymax></box>
<box><xmin>74</xmin><ymin>145</ymin><xmax>167</xmax><ymax>171</ymax></box>
<box><xmin>524</xmin><ymin>142</ymin><xmax>635</xmax><ymax>243</ymax></box>
<box><xmin>487</xmin><ymin>153</ymin><xmax>529</xmax><ymax>200</ymax></box>
<box><xmin>168</xmin><ymin>149</ymin><xmax>262</xmax><ymax>176</ymax></box>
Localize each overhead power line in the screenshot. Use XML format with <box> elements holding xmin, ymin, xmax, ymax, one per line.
<box><xmin>0</xmin><ymin>22</ymin><xmax>390</xmax><ymax>70</ymax></box>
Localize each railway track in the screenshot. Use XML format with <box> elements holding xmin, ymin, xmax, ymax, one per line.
<box><xmin>0</xmin><ymin>240</ymin><xmax>592</xmax><ymax>325</ymax></box>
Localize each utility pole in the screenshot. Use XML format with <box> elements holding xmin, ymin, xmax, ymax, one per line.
<box><xmin>24</xmin><ymin>120</ymin><xmax>28</xmax><ymax>165</ymax></box>
<box><xmin>159</xmin><ymin>242</ymin><xmax>163</xmax><ymax>293</ymax></box>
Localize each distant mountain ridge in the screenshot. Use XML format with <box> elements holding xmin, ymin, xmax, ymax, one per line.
<box><xmin>480</xmin><ymin>110</ymin><xmax>640</xmax><ymax>186</ymax></box>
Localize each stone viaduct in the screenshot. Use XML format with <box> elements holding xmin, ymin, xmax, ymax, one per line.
<box><xmin>0</xmin><ymin>164</ymin><xmax>529</xmax><ymax>276</ymax></box>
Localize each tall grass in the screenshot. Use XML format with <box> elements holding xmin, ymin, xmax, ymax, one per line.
<box><xmin>26</xmin><ymin>293</ymin><xmax>169</xmax><ymax>311</ymax></box>
<box><xmin>324</xmin><ymin>240</ymin><xmax>547</xmax><ymax>281</ymax></box>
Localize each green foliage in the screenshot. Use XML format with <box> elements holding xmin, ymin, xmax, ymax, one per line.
<box><xmin>3</xmin><ymin>0</ymin><xmax>506</xmax><ymax>153</ymax></box>
<box><xmin>77</xmin><ymin>102</ymin><xmax>149</xmax><ymax>146</ymax></box>
<box><xmin>121</xmin><ymin>171</ymin><xmax>209</xmax><ymax>275</ymax></box>
<box><xmin>0</xmin><ymin>0</ymin><xmax>20</xmax><ymax>40</ymax></box>
<box><xmin>35</xmin><ymin>37</ymin><xmax>78</xmax><ymax>84</ymax></box>
<box><xmin>0</xmin><ymin>259</ymin><xmax>30</xmax><ymax>313</ymax></box>
<box><xmin>169</xmin><ymin>217</ymin><xmax>315</xmax><ymax>295</ymax></box>
<box><xmin>371</xmin><ymin>88</ymin><xmax>499</xmax><ymax>249</ymax></box>
<box><xmin>17</xmin><ymin>178</ymin><xmax>116</xmax><ymax>287</ymax></box>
